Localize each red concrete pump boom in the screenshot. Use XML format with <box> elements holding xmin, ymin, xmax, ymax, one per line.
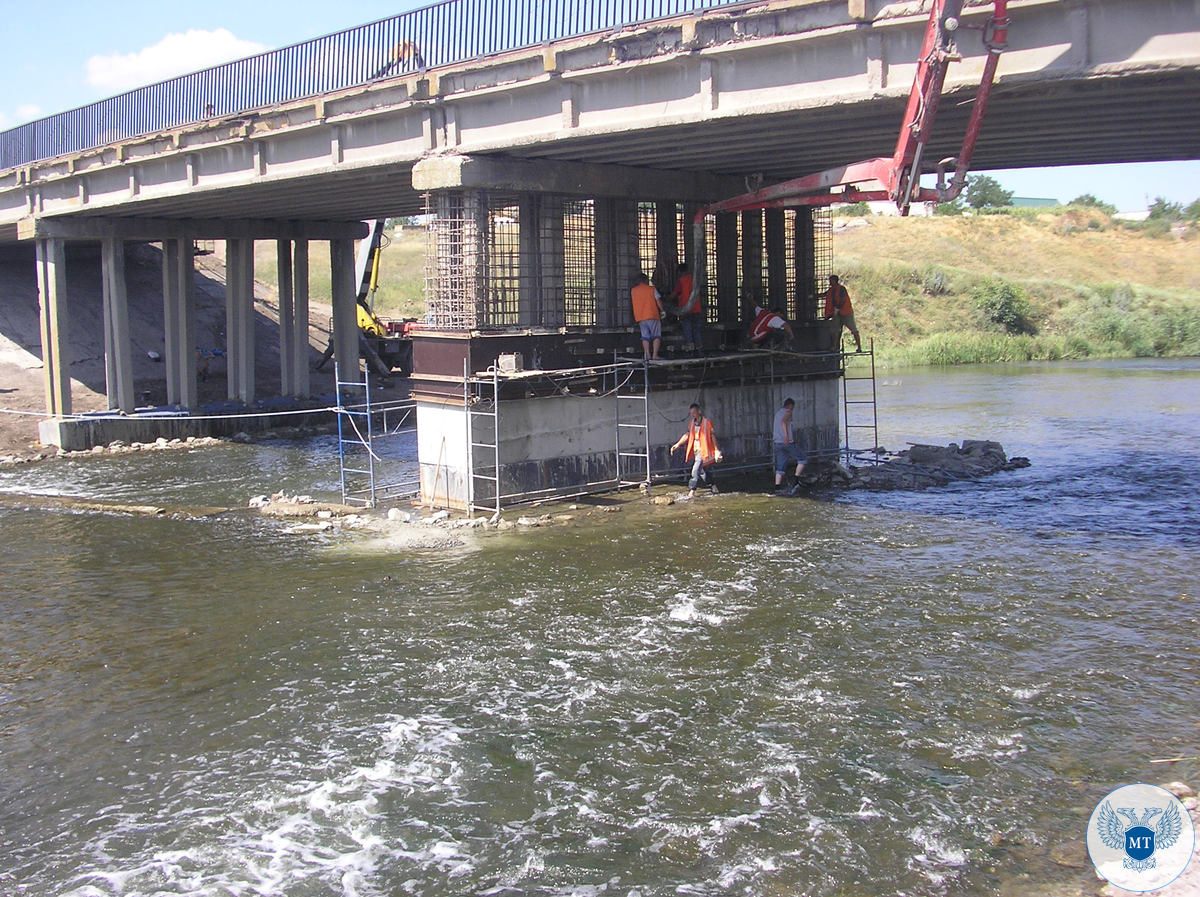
<box><xmin>699</xmin><ymin>0</ymin><xmax>1009</xmax><ymax>220</ymax></box>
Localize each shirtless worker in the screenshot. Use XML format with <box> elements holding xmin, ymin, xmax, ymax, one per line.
<box><xmin>822</xmin><ymin>274</ymin><xmax>862</xmax><ymax>353</ymax></box>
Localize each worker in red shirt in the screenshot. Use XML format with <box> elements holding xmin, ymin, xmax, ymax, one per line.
<box><xmin>667</xmin><ymin>263</ymin><xmax>703</xmax><ymax>354</ymax></box>
<box><xmin>822</xmin><ymin>274</ymin><xmax>862</xmax><ymax>353</ymax></box>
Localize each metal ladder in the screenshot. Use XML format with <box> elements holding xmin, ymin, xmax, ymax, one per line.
<box><xmin>840</xmin><ymin>338</ymin><xmax>880</xmax><ymax>465</ymax></box>
<box><xmin>465</xmin><ymin>364</ymin><xmax>501</xmax><ymax>516</ymax></box>
<box><xmin>335</xmin><ymin>362</ymin><xmax>378</xmax><ymax>506</ymax></box>
<box><xmin>615</xmin><ymin>358</ymin><xmax>652</xmax><ymax>489</ymax></box>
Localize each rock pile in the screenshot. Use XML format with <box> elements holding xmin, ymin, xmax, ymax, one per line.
<box><xmin>841</xmin><ymin>439</ymin><xmax>1031</xmax><ymax>491</ymax></box>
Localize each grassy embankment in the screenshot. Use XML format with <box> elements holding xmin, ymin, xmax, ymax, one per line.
<box><xmin>833</xmin><ymin>207</ymin><xmax>1200</xmax><ymax>365</ymax></box>
<box><xmin>252</xmin><ymin>210</ymin><xmax>1200</xmax><ymax>366</ymax></box>
<box><xmin>250</xmin><ymin>227</ymin><xmax>427</xmax><ymax>323</ymax></box>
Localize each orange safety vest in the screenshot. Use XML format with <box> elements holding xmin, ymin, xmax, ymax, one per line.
<box><xmin>631</xmin><ymin>282</ymin><xmax>661</xmax><ymax>322</ymax></box>
<box><xmin>824</xmin><ymin>283</ymin><xmax>852</xmax><ymax>317</ymax></box>
<box><xmin>685</xmin><ymin>417</ymin><xmax>718</xmax><ymax>465</ymax></box>
<box><xmin>749</xmin><ymin>307</ymin><xmax>782</xmax><ymax>342</ymax></box>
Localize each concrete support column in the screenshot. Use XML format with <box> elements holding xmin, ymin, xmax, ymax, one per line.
<box><xmin>715</xmin><ymin>212</ymin><xmax>739</xmax><ymax>324</ymax></box>
<box><xmin>330</xmin><ymin>238</ymin><xmax>359</xmax><ymax>384</ymax></box>
<box><xmin>794</xmin><ymin>207</ymin><xmax>817</xmax><ymax>322</ymax></box>
<box><xmin>518</xmin><ymin>194</ymin><xmax>564</xmax><ymax>328</ymax></box>
<box><xmin>464</xmin><ymin>189</ymin><xmax>489</xmax><ymax>328</ymax></box>
<box><xmin>518</xmin><ymin>195</ymin><xmax>541</xmax><ymax>326</ymax></box>
<box><xmin>176</xmin><ymin>240</ymin><xmax>197</xmax><ymax>409</ymax></box>
<box><xmin>741</xmin><ymin>210</ymin><xmax>763</xmax><ymax>307</ymax></box>
<box><xmin>540</xmin><ymin>196</ymin><xmax>566</xmax><ymax>326</ymax></box>
<box><xmin>291</xmin><ymin>240</ymin><xmax>311</xmax><ymax>396</ymax></box>
<box><xmin>226</xmin><ymin>238</ymin><xmax>256</xmax><ymax>403</ymax></box>
<box><xmin>162</xmin><ymin>239</ymin><xmax>197</xmax><ymax>408</ymax></box>
<box><xmin>765</xmin><ymin>208</ymin><xmax>788</xmax><ymax>316</ymax></box>
<box><xmin>102</xmin><ymin>239</ymin><xmax>135</xmax><ymax>412</ymax></box>
<box><xmin>277</xmin><ymin>240</ymin><xmax>295</xmax><ymax>396</ymax></box>
<box><xmin>655</xmin><ymin>201</ymin><xmax>679</xmax><ymax>269</ymax></box>
<box><xmin>682</xmin><ymin>202</ymin><xmax>702</xmax><ymax>272</ymax></box>
<box><xmin>595</xmin><ymin>198</ymin><xmax>639</xmax><ymax>327</ymax></box>
<box><xmin>35</xmin><ymin>238</ymin><xmax>71</xmax><ymax>416</ymax></box>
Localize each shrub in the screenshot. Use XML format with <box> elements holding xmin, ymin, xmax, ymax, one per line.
<box><xmin>921</xmin><ymin>266</ymin><xmax>952</xmax><ymax>296</ymax></box>
<box><xmin>934</xmin><ymin>199</ymin><xmax>966</xmax><ymax>216</ymax></box>
<box><xmin>833</xmin><ymin>201</ymin><xmax>872</xmax><ymax>217</ymax></box>
<box><xmin>973</xmin><ymin>278</ymin><xmax>1036</xmax><ymax>335</ymax></box>
<box><xmin>1069</xmin><ymin>194</ymin><xmax>1117</xmax><ymax>215</ymax></box>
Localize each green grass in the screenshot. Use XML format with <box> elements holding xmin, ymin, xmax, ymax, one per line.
<box><xmin>250</xmin><ymin>228</ymin><xmax>427</xmax><ymax>322</ymax></box>
<box><xmin>834</xmin><ymin>209</ymin><xmax>1200</xmax><ymax>365</ymax></box>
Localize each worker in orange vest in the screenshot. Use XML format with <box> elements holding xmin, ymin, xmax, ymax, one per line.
<box><xmin>630</xmin><ymin>272</ymin><xmax>665</xmax><ymax>360</ymax></box>
<box><xmin>822</xmin><ymin>274</ymin><xmax>862</xmax><ymax>352</ymax></box>
<box><xmin>670</xmin><ymin>402</ymin><xmax>723</xmax><ymax>497</ymax></box>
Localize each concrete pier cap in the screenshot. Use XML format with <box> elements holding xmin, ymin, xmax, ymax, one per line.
<box><xmin>411</xmin><ymin>154</ymin><xmax>747</xmax><ymax>202</ymax></box>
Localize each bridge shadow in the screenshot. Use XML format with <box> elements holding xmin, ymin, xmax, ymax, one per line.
<box><xmin>0</xmin><ymin>242</ymin><xmax>337</xmax><ymax>407</ymax></box>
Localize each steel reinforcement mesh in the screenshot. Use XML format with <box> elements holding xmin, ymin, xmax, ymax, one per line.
<box><xmin>424</xmin><ymin>191</ymin><xmax>830</xmax><ymax>332</ymax></box>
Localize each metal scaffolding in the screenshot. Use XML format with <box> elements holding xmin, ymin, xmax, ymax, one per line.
<box><xmin>462</xmin><ymin>359</ymin><xmax>651</xmax><ymax>513</ymax></box>
<box><xmin>335</xmin><ymin>362</ymin><xmax>420</xmax><ymax>507</ymax></box>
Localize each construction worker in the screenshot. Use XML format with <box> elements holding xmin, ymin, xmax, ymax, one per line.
<box><xmin>823</xmin><ymin>274</ymin><xmax>862</xmax><ymax>352</ymax></box>
<box><xmin>670</xmin><ymin>403</ymin><xmax>722</xmax><ymax>497</ymax></box>
<box><xmin>630</xmin><ymin>272</ymin><xmax>665</xmax><ymax>360</ymax></box>
<box><xmin>371</xmin><ymin>40</ymin><xmax>425</xmax><ymax>79</ymax></box>
<box><xmin>667</xmin><ymin>263</ymin><xmax>703</xmax><ymax>354</ymax></box>
<box><xmin>773</xmin><ymin>397</ymin><xmax>806</xmax><ymax>494</ymax></box>
<box><xmin>748</xmin><ymin>303</ymin><xmax>794</xmax><ymax>349</ymax></box>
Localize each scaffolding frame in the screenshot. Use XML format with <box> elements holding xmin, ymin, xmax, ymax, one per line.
<box><xmin>462</xmin><ymin>359</ymin><xmax>651</xmax><ymax>514</ymax></box>
<box><xmin>335</xmin><ymin>361</ymin><xmax>420</xmax><ymax>507</ymax></box>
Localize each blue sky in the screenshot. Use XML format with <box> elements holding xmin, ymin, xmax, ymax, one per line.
<box><xmin>2</xmin><ymin>0</ymin><xmax>1196</xmax><ymax>213</ymax></box>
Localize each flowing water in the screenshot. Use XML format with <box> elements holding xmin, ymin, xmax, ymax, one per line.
<box><xmin>1</xmin><ymin>359</ymin><xmax>1197</xmax><ymax>897</ymax></box>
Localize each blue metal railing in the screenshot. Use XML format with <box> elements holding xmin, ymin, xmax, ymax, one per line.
<box><xmin>1</xmin><ymin>0</ymin><xmax>747</xmax><ymax>171</ymax></box>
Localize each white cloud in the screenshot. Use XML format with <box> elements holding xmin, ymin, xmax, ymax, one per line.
<box><xmin>86</xmin><ymin>29</ymin><xmax>267</xmax><ymax>93</ymax></box>
<box><xmin>0</xmin><ymin>104</ymin><xmax>44</xmax><ymax>128</ymax></box>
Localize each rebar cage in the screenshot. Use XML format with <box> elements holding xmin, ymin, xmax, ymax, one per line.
<box><xmin>424</xmin><ymin>190</ymin><xmax>830</xmax><ymax>333</ymax></box>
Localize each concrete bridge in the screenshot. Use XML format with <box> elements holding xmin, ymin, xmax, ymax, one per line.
<box><xmin>1</xmin><ymin>0</ymin><xmax>1198</xmax><ymax>505</ymax></box>
<box><xmin>2</xmin><ymin>0</ymin><xmax>1197</xmax><ymax>235</ymax></box>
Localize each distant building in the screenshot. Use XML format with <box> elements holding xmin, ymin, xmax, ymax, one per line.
<box><xmin>1010</xmin><ymin>196</ymin><xmax>1059</xmax><ymax>208</ymax></box>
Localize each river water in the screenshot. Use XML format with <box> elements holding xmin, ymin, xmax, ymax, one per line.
<box><xmin>1</xmin><ymin>359</ymin><xmax>1197</xmax><ymax>897</ymax></box>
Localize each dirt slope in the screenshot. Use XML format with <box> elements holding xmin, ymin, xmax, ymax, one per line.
<box><xmin>0</xmin><ymin>243</ymin><xmax>337</xmax><ymax>459</ymax></box>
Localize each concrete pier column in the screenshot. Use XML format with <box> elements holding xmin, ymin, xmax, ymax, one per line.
<box><xmin>595</xmin><ymin>198</ymin><xmax>638</xmax><ymax>327</ymax></box>
<box><xmin>765</xmin><ymin>209</ymin><xmax>788</xmax><ymax>315</ymax></box>
<box><xmin>226</xmin><ymin>238</ymin><xmax>256</xmax><ymax>403</ymax></box>
<box><xmin>741</xmin><ymin>210</ymin><xmax>763</xmax><ymax>307</ymax></box>
<box><xmin>291</xmin><ymin>241</ymin><xmax>311</xmax><ymax>396</ymax></box>
<box><xmin>162</xmin><ymin>239</ymin><xmax>197</xmax><ymax>408</ymax></box>
<box><xmin>101</xmin><ymin>238</ymin><xmax>135</xmax><ymax>412</ymax></box>
<box><xmin>35</xmin><ymin>238</ymin><xmax>71</xmax><ymax>416</ymax></box>
<box><xmin>330</xmin><ymin>238</ymin><xmax>359</xmax><ymax>384</ymax></box>
<box><xmin>541</xmin><ymin>196</ymin><xmax>565</xmax><ymax>326</ymax></box>
<box><xmin>655</xmin><ymin>201</ymin><xmax>679</xmax><ymax>269</ymax></box>
<box><xmin>518</xmin><ymin>196</ymin><xmax>541</xmax><ymax>325</ymax></box>
<box><xmin>794</xmin><ymin>207</ymin><xmax>817</xmax><ymax>321</ymax></box>
<box><xmin>715</xmin><ymin>212</ymin><xmax>739</xmax><ymax>324</ymax></box>
<box><xmin>277</xmin><ymin>241</ymin><xmax>295</xmax><ymax>396</ymax></box>
<box><xmin>682</xmin><ymin>202</ymin><xmax>702</xmax><ymax>273</ymax></box>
